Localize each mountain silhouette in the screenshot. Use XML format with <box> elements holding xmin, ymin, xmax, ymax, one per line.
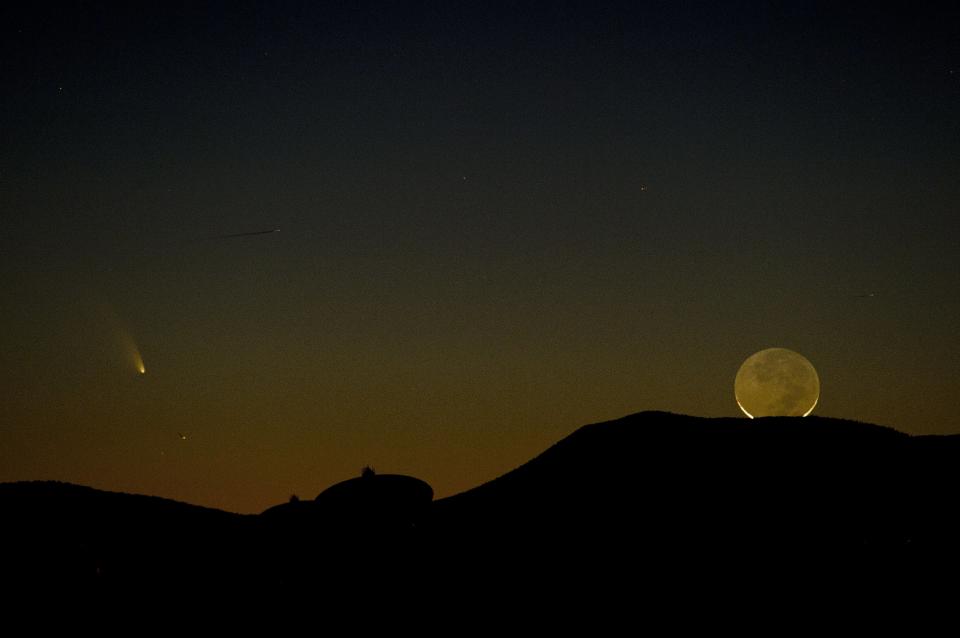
<box><xmin>258</xmin><ymin>469</ymin><xmax>434</xmax><ymax>583</ymax></box>
<box><xmin>426</xmin><ymin>412</ymin><xmax>927</xmax><ymax>583</ymax></box>
<box><xmin>0</xmin><ymin>481</ymin><xmax>251</xmax><ymax>585</ymax></box>
<box><xmin>432</xmin><ymin>412</ymin><xmax>910</xmax><ymax>544</ymax></box>
<box><xmin>4</xmin><ymin>412</ymin><xmax>960</xmax><ymax>590</ymax></box>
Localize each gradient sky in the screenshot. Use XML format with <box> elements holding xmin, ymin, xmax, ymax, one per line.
<box><xmin>2</xmin><ymin>1</ymin><xmax>958</xmax><ymax>513</ymax></box>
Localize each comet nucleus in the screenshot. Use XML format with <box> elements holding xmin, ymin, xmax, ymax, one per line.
<box><xmin>118</xmin><ymin>329</ymin><xmax>146</xmax><ymax>376</ymax></box>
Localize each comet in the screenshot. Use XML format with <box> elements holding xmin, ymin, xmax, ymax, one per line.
<box><xmin>132</xmin><ymin>350</ymin><xmax>146</xmax><ymax>375</ymax></box>
<box><xmin>118</xmin><ymin>329</ymin><xmax>146</xmax><ymax>375</ymax></box>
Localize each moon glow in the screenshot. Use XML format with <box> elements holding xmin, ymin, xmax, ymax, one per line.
<box><xmin>734</xmin><ymin>348</ymin><xmax>819</xmax><ymax>418</ymax></box>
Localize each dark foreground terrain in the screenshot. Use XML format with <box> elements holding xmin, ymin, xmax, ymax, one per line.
<box><xmin>4</xmin><ymin>412</ymin><xmax>960</xmax><ymax>594</ymax></box>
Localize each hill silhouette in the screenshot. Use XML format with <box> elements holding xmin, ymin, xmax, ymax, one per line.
<box><xmin>258</xmin><ymin>469</ymin><xmax>434</xmax><ymax>583</ymax></box>
<box><xmin>426</xmin><ymin>412</ymin><xmax>926</xmax><ymax>581</ymax></box>
<box><xmin>4</xmin><ymin>411</ymin><xmax>960</xmax><ymax>589</ymax></box>
<box><xmin>0</xmin><ymin>481</ymin><xmax>252</xmax><ymax>585</ymax></box>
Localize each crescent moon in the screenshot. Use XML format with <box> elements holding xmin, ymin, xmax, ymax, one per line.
<box><xmin>734</xmin><ymin>348</ymin><xmax>820</xmax><ymax>418</ymax></box>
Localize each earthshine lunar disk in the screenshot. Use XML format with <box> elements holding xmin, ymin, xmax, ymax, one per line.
<box><xmin>734</xmin><ymin>348</ymin><xmax>819</xmax><ymax>418</ymax></box>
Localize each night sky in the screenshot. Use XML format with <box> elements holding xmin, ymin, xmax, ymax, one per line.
<box><xmin>3</xmin><ymin>1</ymin><xmax>959</xmax><ymax>513</ymax></box>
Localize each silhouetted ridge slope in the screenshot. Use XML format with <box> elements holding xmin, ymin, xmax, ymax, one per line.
<box><xmin>257</xmin><ymin>472</ymin><xmax>434</xmax><ymax>583</ymax></box>
<box><xmin>0</xmin><ymin>481</ymin><xmax>251</xmax><ymax>584</ymax></box>
<box><xmin>430</xmin><ymin>412</ymin><xmax>933</xmax><ymax>559</ymax></box>
<box><xmin>0</xmin><ymin>480</ymin><xmax>246</xmax><ymax>521</ymax></box>
<box><xmin>439</xmin><ymin>411</ymin><xmax>904</xmax><ymax>501</ymax></box>
<box><xmin>6</xmin><ymin>412</ymin><xmax>960</xmax><ymax>589</ymax></box>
